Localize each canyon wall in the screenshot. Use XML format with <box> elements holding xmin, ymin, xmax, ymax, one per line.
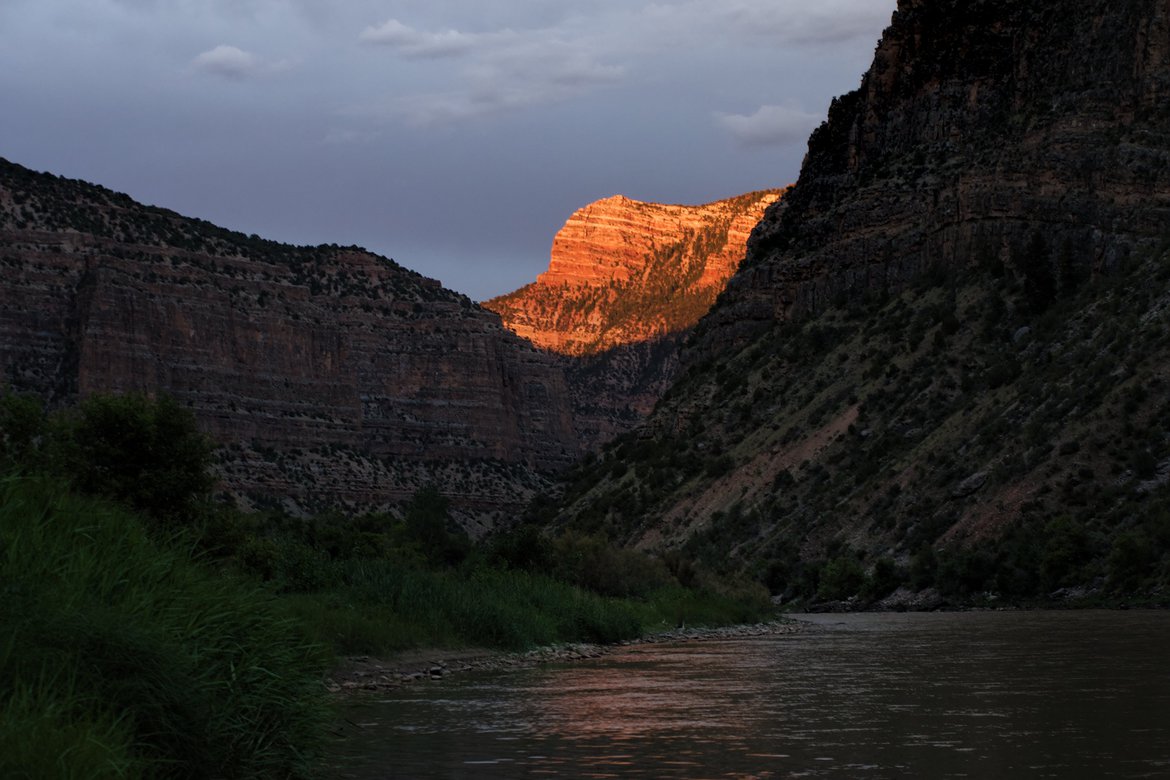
<box><xmin>695</xmin><ymin>0</ymin><xmax>1170</xmax><ymax>355</ymax></box>
<box><xmin>484</xmin><ymin>190</ymin><xmax>782</xmax><ymax>356</ymax></box>
<box><xmin>0</xmin><ymin>159</ymin><xmax>576</xmax><ymax>528</ymax></box>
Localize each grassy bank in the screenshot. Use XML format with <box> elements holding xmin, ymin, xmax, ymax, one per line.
<box><xmin>0</xmin><ymin>476</ymin><xmax>331</xmax><ymax>779</ymax></box>
<box><xmin>206</xmin><ymin>504</ymin><xmax>774</xmax><ymax>656</ymax></box>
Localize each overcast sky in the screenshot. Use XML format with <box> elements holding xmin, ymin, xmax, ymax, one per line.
<box><xmin>0</xmin><ymin>0</ymin><xmax>896</xmax><ymax>300</ymax></box>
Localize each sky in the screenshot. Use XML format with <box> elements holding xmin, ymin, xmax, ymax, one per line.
<box><xmin>0</xmin><ymin>0</ymin><xmax>897</xmax><ymax>300</ymax></box>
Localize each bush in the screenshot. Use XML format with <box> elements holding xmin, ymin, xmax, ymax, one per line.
<box><xmin>550</xmin><ymin>531</ymin><xmax>674</xmax><ymax>598</ymax></box>
<box><xmin>817</xmin><ymin>555</ymin><xmax>866</xmax><ymax>601</ymax></box>
<box><xmin>0</xmin><ymin>390</ymin><xmax>45</xmax><ymax>468</ymax></box>
<box><xmin>53</xmin><ymin>393</ymin><xmax>214</xmax><ymax>523</ymax></box>
<box><xmin>403</xmin><ymin>485</ymin><xmax>469</xmax><ymax>566</ymax></box>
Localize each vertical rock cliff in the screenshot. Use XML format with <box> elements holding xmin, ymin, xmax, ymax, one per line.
<box><xmin>484</xmin><ymin>189</ymin><xmax>782</xmax><ymax>450</ymax></box>
<box><xmin>484</xmin><ymin>190</ymin><xmax>783</xmax><ymax>356</ymax></box>
<box><xmin>697</xmin><ymin>0</ymin><xmax>1170</xmax><ymax>353</ymax></box>
<box><xmin>0</xmin><ymin>159</ymin><xmax>577</xmax><ymax>529</ymax></box>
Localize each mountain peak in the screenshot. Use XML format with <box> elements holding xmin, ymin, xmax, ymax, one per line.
<box><xmin>484</xmin><ymin>189</ymin><xmax>784</xmax><ymax>356</ymax></box>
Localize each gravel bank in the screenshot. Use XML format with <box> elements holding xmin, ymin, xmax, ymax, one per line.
<box><xmin>328</xmin><ymin>619</ymin><xmax>809</xmax><ymax>694</ymax></box>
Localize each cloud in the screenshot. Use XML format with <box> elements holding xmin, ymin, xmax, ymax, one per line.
<box><xmin>356</xmin><ymin>21</ymin><xmax>624</xmax><ymax>125</ymax></box>
<box><xmin>359</xmin><ymin>18</ymin><xmax>502</xmax><ymax>59</ymax></box>
<box><xmin>715</xmin><ymin>104</ymin><xmax>822</xmax><ymax>147</ymax></box>
<box><xmin>190</xmin><ymin>44</ymin><xmax>287</xmax><ymax>79</ymax></box>
<box><xmin>640</xmin><ymin>0</ymin><xmax>893</xmax><ymax>47</ymax></box>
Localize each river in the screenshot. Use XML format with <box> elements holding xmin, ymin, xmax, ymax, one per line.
<box><xmin>331</xmin><ymin>611</ymin><xmax>1170</xmax><ymax>778</ymax></box>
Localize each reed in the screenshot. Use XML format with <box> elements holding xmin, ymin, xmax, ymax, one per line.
<box><xmin>0</xmin><ymin>475</ymin><xmax>331</xmax><ymax>779</ymax></box>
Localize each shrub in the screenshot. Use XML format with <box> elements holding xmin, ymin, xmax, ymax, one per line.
<box><xmin>53</xmin><ymin>393</ymin><xmax>214</xmax><ymax>523</ymax></box>
<box><xmin>817</xmin><ymin>555</ymin><xmax>866</xmax><ymax>601</ymax></box>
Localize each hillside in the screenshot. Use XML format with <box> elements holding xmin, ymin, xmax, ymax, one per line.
<box><xmin>0</xmin><ymin>158</ymin><xmax>577</xmax><ymax>530</ymax></box>
<box><xmin>551</xmin><ymin>0</ymin><xmax>1170</xmax><ymax>604</ymax></box>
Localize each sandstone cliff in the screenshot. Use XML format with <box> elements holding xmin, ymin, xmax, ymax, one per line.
<box><xmin>484</xmin><ymin>190</ymin><xmax>782</xmax><ymax>451</ymax></box>
<box><xmin>0</xmin><ymin>158</ymin><xmax>577</xmax><ymax>530</ymax></box>
<box><xmin>483</xmin><ymin>190</ymin><xmax>782</xmax><ymax>356</ymax></box>
<box><xmin>553</xmin><ymin>0</ymin><xmax>1170</xmax><ymax>604</ymax></box>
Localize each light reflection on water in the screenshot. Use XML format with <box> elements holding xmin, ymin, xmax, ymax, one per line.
<box><xmin>332</xmin><ymin>611</ymin><xmax>1170</xmax><ymax>779</ymax></box>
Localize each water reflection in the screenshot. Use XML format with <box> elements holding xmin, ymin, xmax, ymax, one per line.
<box><xmin>333</xmin><ymin>611</ymin><xmax>1170</xmax><ymax>779</ymax></box>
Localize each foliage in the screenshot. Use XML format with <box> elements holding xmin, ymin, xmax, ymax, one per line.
<box><xmin>0</xmin><ymin>389</ymin><xmax>214</xmax><ymax>524</ymax></box>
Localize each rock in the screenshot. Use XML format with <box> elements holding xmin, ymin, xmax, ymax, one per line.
<box><xmin>484</xmin><ymin>190</ymin><xmax>784</xmax><ymax>356</ymax></box>
<box><xmin>1012</xmin><ymin>326</ymin><xmax>1033</xmax><ymax>344</ymax></box>
<box><xmin>0</xmin><ymin>158</ymin><xmax>579</xmax><ymax>522</ymax></box>
<box><xmin>690</xmin><ymin>0</ymin><xmax>1170</xmax><ymax>361</ymax></box>
<box><xmin>952</xmin><ymin>471</ymin><xmax>989</xmax><ymax>498</ymax></box>
<box><xmin>483</xmin><ymin>190</ymin><xmax>784</xmax><ymax>451</ymax></box>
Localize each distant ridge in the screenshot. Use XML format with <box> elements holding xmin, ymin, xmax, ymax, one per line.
<box><xmin>483</xmin><ymin>189</ymin><xmax>783</xmax><ymax>356</ymax></box>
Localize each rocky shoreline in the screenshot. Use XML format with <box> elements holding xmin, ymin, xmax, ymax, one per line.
<box><xmin>328</xmin><ymin>619</ymin><xmax>808</xmax><ymax>695</ymax></box>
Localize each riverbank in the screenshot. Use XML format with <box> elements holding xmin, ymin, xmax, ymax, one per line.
<box><xmin>328</xmin><ymin>619</ymin><xmax>808</xmax><ymax>694</ymax></box>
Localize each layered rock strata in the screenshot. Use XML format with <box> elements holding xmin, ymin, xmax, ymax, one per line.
<box><xmin>0</xmin><ymin>159</ymin><xmax>576</xmax><ymax>526</ymax></box>
<box><xmin>553</xmin><ymin>0</ymin><xmax>1170</xmax><ymax>593</ymax></box>
<box><xmin>696</xmin><ymin>0</ymin><xmax>1170</xmax><ymax>355</ymax></box>
<box><xmin>484</xmin><ymin>190</ymin><xmax>783</xmax><ymax>356</ymax></box>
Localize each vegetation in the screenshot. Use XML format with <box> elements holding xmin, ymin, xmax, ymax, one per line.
<box><xmin>0</xmin><ymin>476</ymin><xmax>330</xmax><ymax>779</ymax></box>
<box><xmin>1</xmin><ymin>390</ymin><xmax>774</xmax><ymax>776</ymax></box>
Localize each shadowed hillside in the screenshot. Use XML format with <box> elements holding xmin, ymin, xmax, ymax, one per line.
<box><xmin>551</xmin><ymin>0</ymin><xmax>1170</xmax><ymax>606</ymax></box>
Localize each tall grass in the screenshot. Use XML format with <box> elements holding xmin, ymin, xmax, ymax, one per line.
<box><xmin>0</xmin><ymin>475</ymin><xmax>331</xmax><ymax>779</ymax></box>
<box><xmin>281</xmin><ymin>559</ymin><xmax>773</xmax><ymax>656</ymax></box>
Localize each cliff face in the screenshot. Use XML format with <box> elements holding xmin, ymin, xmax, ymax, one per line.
<box><xmin>554</xmin><ymin>0</ymin><xmax>1170</xmax><ymax>603</ymax></box>
<box><xmin>484</xmin><ymin>190</ymin><xmax>782</xmax><ymax>356</ymax></box>
<box><xmin>0</xmin><ymin>159</ymin><xmax>576</xmax><ymax>529</ymax></box>
<box><xmin>697</xmin><ymin>0</ymin><xmax>1170</xmax><ymax>353</ymax></box>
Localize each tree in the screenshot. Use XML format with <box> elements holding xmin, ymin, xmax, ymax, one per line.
<box><xmin>0</xmin><ymin>389</ymin><xmax>46</xmax><ymax>468</ymax></box>
<box><xmin>59</xmin><ymin>393</ymin><xmax>214</xmax><ymax>522</ymax></box>
<box><xmin>403</xmin><ymin>485</ymin><xmax>468</xmax><ymax>566</ymax></box>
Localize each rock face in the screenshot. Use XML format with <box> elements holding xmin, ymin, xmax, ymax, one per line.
<box><xmin>553</xmin><ymin>0</ymin><xmax>1170</xmax><ymax>601</ymax></box>
<box><xmin>0</xmin><ymin>158</ymin><xmax>576</xmax><ymax>528</ymax></box>
<box><xmin>484</xmin><ymin>190</ymin><xmax>783</xmax><ymax>356</ymax></box>
<box><xmin>696</xmin><ymin>0</ymin><xmax>1170</xmax><ymax>356</ymax></box>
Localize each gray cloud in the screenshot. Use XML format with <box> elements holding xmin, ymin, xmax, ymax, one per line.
<box><xmin>639</xmin><ymin>0</ymin><xmax>892</xmax><ymax>47</ymax></box>
<box><xmin>357</xmin><ymin>23</ymin><xmax>624</xmax><ymax>126</ymax></box>
<box><xmin>190</xmin><ymin>44</ymin><xmax>288</xmax><ymax>80</ymax></box>
<box><xmin>359</xmin><ymin>19</ymin><xmax>501</xmax><ymax>59</ymax></box>
<box><xmin>715</xmin><ymin>104</ymin><xmax>823</xmax><ymax>147</ymax></box>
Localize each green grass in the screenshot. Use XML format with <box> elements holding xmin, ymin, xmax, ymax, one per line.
<box><xmin>0</xmin><ymin>475</ymin><xmax>331</xmax><ymax>779</ymax></box>
<box><xmin>280</xmin><ymin>561</ymin><xmax>772</xmax><ymax>655</ymax></box>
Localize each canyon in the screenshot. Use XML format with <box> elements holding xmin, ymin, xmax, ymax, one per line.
<box><xmin>552</xmin><ymin>0</ymin><xmax>1170</xmax><ymax>602</ymax></box>
<box><xmin>0</xmin><ymin>163</ymin><xmax>773</xmax><ymax>528</ymax></box>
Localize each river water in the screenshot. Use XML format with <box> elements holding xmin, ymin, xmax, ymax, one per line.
<box><xmin>332</xmin><ymin>611</ymin><xmax>1170</xmax><ymax>779</ymax></box>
